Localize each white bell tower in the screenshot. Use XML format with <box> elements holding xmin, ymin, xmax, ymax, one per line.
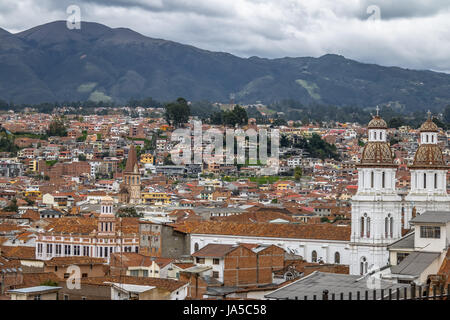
<box><xmin>349</xmin><ymin>109</ymin><xmax>402</xmax><ymax>275</ymax></box>
<box><xmin>404</xmin><ymin>111</ymin><xmax>450</xmax><ymax>228</ymax></box>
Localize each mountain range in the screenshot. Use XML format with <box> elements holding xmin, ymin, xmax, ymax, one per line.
<box><xmin>1</xmin><ymin>20</ymin><xmax>450</xmax><ymax>110</ymax></box>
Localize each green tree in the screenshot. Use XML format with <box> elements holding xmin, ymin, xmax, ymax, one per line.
<box><xmin>164</xmin><ymin>98</ymin><xmax>190</xmax><ymax>127</ymax></box>
<box><xmin>4</xmin><ymin>198</ymin><xmax>18</xmax><ymax>212</ymax></box>
<box><xmin>294</xmin><ymin>166</ymin><xmax>303</xmax><ymax>181</ymax></box>
<box><xmin>47</xmin><ymin>119</ymin><xmax>67</xmax><ymax>137</ymax></box>
<box><xmin>117</xmin><ymin>207</ymin><xmax>143</xmax><ymax>218</ymax></box>
<box><xmin>444</xmin><ymin>105</ymin><xmax>450</xmax><ymax>124</ymax></box>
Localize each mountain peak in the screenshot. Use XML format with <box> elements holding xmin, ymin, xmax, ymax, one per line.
<box><xmin>1</xmin><ymin>20</ymin><xmax>450</xmax><ymax>110</ymax></box>
<box><xmin>0</xmin><ymin>27</ymin><xmax>11</xmax><ymax>36</ymax></box>
<box><xmin>15</xmin><ymin>20</ymin><xmax>113</xmax><ymax>45</ymax></box>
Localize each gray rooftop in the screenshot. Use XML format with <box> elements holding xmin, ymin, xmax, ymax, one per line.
<box><xmin>265</xmin><ymin>271</ymin><xmax>408</xmax><ymax>300</ymax></box>
<box><xmin>388</xmin><ymin>232</ymin><xmax>415</xmax><ymax>250</ymax></box>
<box><xmin>410</xmin><ymin>211</ymin><xmax>450</xmax><ymax>224</ymax></box>
<box><xmin>391</xmin><ymin>252</ymin><xmax>440</xmax><ymax>276</ymax></box>
<box><xmin>8</xmin><ymin>286</ymin><xmax>62</xmax><ymax>294</ymax></box>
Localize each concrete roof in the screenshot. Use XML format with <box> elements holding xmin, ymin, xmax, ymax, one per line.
<box><xmin>410</xmin><ymin>211</ymin><xmax>450</xmax><ymax>225</ymax></box>
<box><xmin>265</xmin><ymin>271</ymin><xmax>408</xmax><ymax>300</ymax></box>
<box><xmin>8</xmin><ymin>286</ymin><xmax>61</xmax><ymax>294</ymax></box>
<box><xmin>388</xmin><ymin>232</ymin><xmax>415</xmax><ymax>250</ymax></box>
<box><xmin>391</xmin><ymin>252</ymin><xmax>441</xmax><ymax>276</ymax></box>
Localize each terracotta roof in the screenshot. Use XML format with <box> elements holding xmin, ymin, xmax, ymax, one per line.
<box><xmin>183</xmin><ymin>221</ymin><xmax>351</xmax><ymax>241</ymax></box>
<box><xmin>215</xmin><ymin>210</ymin><xmax>294</xmax><ymax>223</ymax></box>
<box><xmin>45</xmin><ymin>256</ymin><xmax>106</xmax><ymax>267</ymax></box>
<box><xmin>0</xmin><ymin>246</ymin><xmax>35</xmax><ymax>260</ymax></box>
<box><xmin>124</xmin><ymin>144</ymin><xmax>139</xmax><ymax>173</ymax></box>
<box><xmin>192</xmin><ymin>244</ymin><xmax>235</xmax><ymax>258</ymax></box>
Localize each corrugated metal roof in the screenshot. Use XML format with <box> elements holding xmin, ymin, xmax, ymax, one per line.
<box><xmin>388</xmin><ymin>232</ymin><xmax>415</xmax><ymax>249</ymax></box>
<box><xmin>265</xmin><ymin>271</ymin><xmax>408</xmax><ymax>300</ymax></box>
<box><xmin>391</xmin><ymin>252</ymin><xmax>440</xmax><ymax>276</ymax></box>
<box><xmin>411</xmin><ymin>211</ymin><xmax>450</xmax><ymax>224</ymax></box>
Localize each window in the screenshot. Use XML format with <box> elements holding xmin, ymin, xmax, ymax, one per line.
<box><xmin>424</xmin><ymin>173</ymin><xmax>427</xmax><ymax>188</ymax></box>
<box><xmin>311</xmin><ymin>250</ymin><xmax>317</xmax><ymax>263</ymax></box>
<box><xmin>46</xmin><ymin>244</ymin><xmax>52</xmax><ymax>254</ymax></box>
<box><xmin>82</xmin><ymin>273</ymin><xmax>88</xmax><ymax>278</ymax></box>
<box><xmin>397</xmin><ymin>253</ymin><xmax>409</xmax><ymax>264</ymax></box>
<box><xmin>64</xmin><ymin>294</ymin><xmax>69</xmax><ymax>301</ymax></box>
<box><xmin>37</xmin><ymin>243</ymin><xmax>43</xmax><ymax>254</ymax></box>
<box><xmin>390</xmin><ymin>217</ymin><xmax>394</xmax><ymax>238</ymax></box>
<box><xmin>143</xmin><ymin>270</ymin><xmax>149</xmax><ymax>277</ymax></box>
<box><xmin>74</xmin><ymin>245</ymin><xmax>80</xmax><ymax>256</ymax></box>
<box><xmin>196</xmin><ymin>257</ymin><xmax>205</xmax><ymax>264</ymax></box>
<box><xmin>334</xmin><ymin>252</ymin><xmax>340</xmax><ymax>264</ymax></box>
<box><xmin>130</xmin><ymin>270</ymin><xmax>139</xmax><ymax>277</ymax></box>
<box><xmin>34</xmin><ymin>295</ymin><xmax>41</xmax><ymax>300</ymax></box>
<box><xmin>360</xmin><ymin>216</ymin><xmax>365</xmax><ymax>237</ymax></box>
<box><xmin>382</xmin><ymin>172</ymin><xmax>385</xmax><ymax>188</ymax></box>
<box><xmin>212</xmin><ymin>271</ymin><xmax>219</xmax><ymax>279</ymax></box>
<box><xmin>434</xmin><ymin>173</ymin><xmax>437</xmax><ymax>189</ymax></box>
<box><xmin>366</xmin><ymin>217</ymin><xmax>371</xmax><ymax>238</ymax></box>
<box><xmin>420</xmin><ymin>226</ymin><xmax>440</xmax><ymax>239</ymax></box>
<box><xmin>385</xmin><ymin>217</ymin><xmax>389</xmax><ymax>238</ymax></box>
<box><xmin>213</xmin><ymin>259</ymin><xmax>220</xmax><ymax>265</ymax></box>
<box><xmin>83</xmin><ymin>246</ymin><xmax>89</xmax><ymax>256</ymax></box>
<box><xmin>194</xmin><ymin>243</ymin><xmax>199</xmax><ymax>252</ymax></box>
<box><xmin>64</xmin><ymin>245</ymin><xmax>71</xmax><ymax>255</ymax></box>
<box><xmin>360</xmin><ymin>257</ymin><xmax>368</xmax><ymax>275</ymax></box>
<box><xmin>56</xmin><ymin>244</ymin><xmax>61</xmax><ymax>255</ymax></box>
<box><xmin>371</xmin><ymin>171</ymin><xmax>374</xmax><ymax>188</ymax></box>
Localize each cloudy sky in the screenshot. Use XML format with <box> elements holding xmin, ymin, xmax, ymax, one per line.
<box><xmin>1</xmin><ymin>0</ymin><xmax>450</xmax><ymax>72</ymax></box>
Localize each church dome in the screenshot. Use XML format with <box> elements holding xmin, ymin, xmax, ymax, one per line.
<box><xmin>419</xmin><ymin>119</ymin><xmax>439</xmax><ymax>132</ymax></box>
<box><xmin>360</xmin><ymin>142</ymin><xmax>394</xmax><ymax>165</ymax></box>
<box><xmin>411</xmin><ymin>144</ymin><xmax>446</xmax><ymax>168</ymax></box>
<box><xmin>367</xmin><ymin>116</ymin><xmax>387</xmax><ymax>129</ymax></box>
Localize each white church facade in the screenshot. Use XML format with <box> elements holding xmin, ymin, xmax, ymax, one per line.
<box><xmin>349</xmin><ymin>111</ymin><xmax>449</xmax><ymax>275</ymax></box>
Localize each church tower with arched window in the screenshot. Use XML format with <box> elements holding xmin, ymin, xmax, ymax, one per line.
<box><xmin>119</xmin><ymin>145</ymin><xmax>141</xmax><ymax>204</ymax></box>
<box><xmin>404</xmin><ymin>112</ymin><xmax>450</xmax><ymax>228</ymax></box>
<box><xmin>349</xmin><ymin>110</ymin><xmax>403</xmax><ymax>275</ymax></box>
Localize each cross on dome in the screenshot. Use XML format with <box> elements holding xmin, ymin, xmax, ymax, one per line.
<box><xmin>375</xmin><ymin>105</ymin><xmax>380</xmax><ymax>117</ymax></box>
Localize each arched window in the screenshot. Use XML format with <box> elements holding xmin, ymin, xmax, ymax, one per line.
<box><xmin>423</xmin><ymin>173</ymin><xmax>427</xmax><ymax>189</ymax></box>
<box><xmin>371</xmin><ymin>171</ymin><xmax>374</xmax><ymax>188</ymax></box>
<box><xmin>385</xmin><ymin>217</ymin><xmax>388</xmax><ymax>238</ymax></box>
<box><xmin>390</xmin><ymin>217</ymin><xmax>394</xmax><ymax>238</ymax></box>
<box><xmin>194</xmin><ymin>243</ymin><xmax>199</xmax><ymax>252</ymax></box>
<box><xmin>334</xmin><ymin>252</ymin><xmax>340</xmax><ymax>264</ymax></box>
<box><xmin>373</xmin><ymin>132</ymin><xmax>376</xmax><ymax>140</ymax></box>
<box><xmin>311</xmin><ymin>250</ymin><xmax>317</xmax><ymax>263</ymax></box>
<box><xmin>432</xmin><ymin>135</ymin><xmax>434</xmax><ymax>143</ymax></box>
<box><xmin>434</xmin><ymin>173</ymin><xmax>437</xmax><ymax>189</ymax></box>
<box><xmin>426</xmin><ymin>135</ymin><xmax>429</xmax><ymax>143</ymax></box>
<box><xmin>361</xmin><ymin>216</ymin><xmax>365</xmax><ymax>237</ymax></box>
<box><xmin>360</xmin><ymin>257</ymin><xmax>368</xmax><ymax>275</ymax></box>
<box><xmin>382</xmin><ymin>171</ymin><xmax>385</xmax><ymax>188</ymax></box>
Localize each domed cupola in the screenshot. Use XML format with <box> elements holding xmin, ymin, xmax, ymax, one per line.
<box><xmin>411</xmin><ymin>111</ymin><xmax>446</xmax><ymax>169</ymax></box>
<box><xmin>359</xmin><ymin>107</ymin><xmax>395</xmax><ymax>167</ymax></box>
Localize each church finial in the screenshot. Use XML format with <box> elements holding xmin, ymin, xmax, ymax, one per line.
<box><xmin>427</xmin><ymin>110</ymin><xmax>432</xmax><ymax>121</ymax></box>
<box><xmin>375</xmin><ymin>105</ymin><xmax>380</xmax><ymax>117</ymax></box>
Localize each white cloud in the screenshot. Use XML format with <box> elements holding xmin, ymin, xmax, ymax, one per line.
<box><xmin>1</xmin><ymin>0</ymin><xmax>450</xmax><ymax>72</ymax></box>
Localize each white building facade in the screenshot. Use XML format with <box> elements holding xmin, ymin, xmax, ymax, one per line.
<box><xmin>349</xmin><ymin>114</ymin><xmax>403</xmax><ymax>275</ymax></box>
